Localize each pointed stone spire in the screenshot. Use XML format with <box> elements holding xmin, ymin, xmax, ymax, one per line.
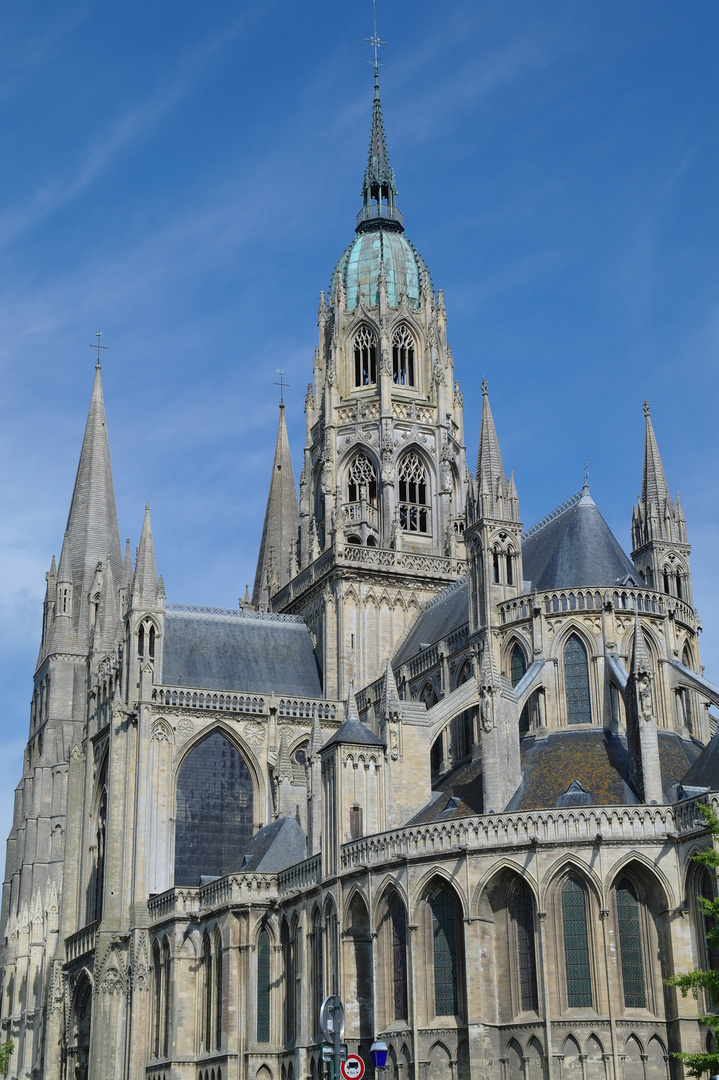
<box><xmin>277</xmin><ymin>725</ymin><xmax>293</xmax><ymax>781</ymax></box>
<box><xmin>122</xmin><ymin>538</ymin><xmax>133</xmax><ymax>591</ymax></box>
<box><xmin>631</xmin><ymin>615</ymin><xmax>652</xmax><ymax>677</ymax></box>
<box><xmin>132</xmin><ymin>505</ymin><xmax>159</xmax><ymax>608</ymax></box>
<box><xmin>346</xmin><ymin>678</ymin><xmax>360</xmax><ymax>721</ymax></box>
<box><xmin>94</xmin><ymin>554</ymin><xmax>119</xmax><ymax>652</ymax></box>
<box><xmin>252</xmin><ymin>405</ymin><xmax>300</xmax><ymax>608</ymax></box>
<box><xmin>63</xmin><ymin>363</ymin><xmax>122</xmax><ymax>641</ymax></box>
<box><xmin>479</xmin><ymin>635</ymin><xmax>500</xmax><ymax>692</ymax></box>
<box><xmin>357</xmin><ymin>64</ymin><xmax>402</xmax><ymax>234</ymax></box>
<box><xmin>476</xmin><ymin>379</ymin><xmax>507</xmax><ymax>518</ymax></box>
<box><xmin>309</xmin><ymin>709</ymin><xmax>325</xmax><ymax>757</ymax></box>
<box><xmin>640</xmin><ymin>401</ymin><xmax>672</xmax><ymax>528</ymax></box>
<box><xmin>379</xmin><ymin>658</ymin><xmax>401</xmax><ymax>720</ymax></box>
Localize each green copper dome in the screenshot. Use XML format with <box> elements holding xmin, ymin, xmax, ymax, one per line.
<box><xmin>333</xmin><ymin>228</ymin><xmax>426</xmax><ymax>311</ymax></box>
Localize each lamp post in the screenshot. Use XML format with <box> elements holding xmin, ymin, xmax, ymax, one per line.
<box><xmin>370</xmin><ymin>1040</ymin><xmax>389</xmax><ymax>1071</ymax></box>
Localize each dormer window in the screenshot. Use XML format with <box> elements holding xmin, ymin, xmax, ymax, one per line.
<box><xmin>354</xmin><ymin>326</ymin><xmax>377</xmax><ymax>386</ymax></box>
<box><xmin>392</xmin><ymin>325</ymin><xmax>415</xmax><ymax>386</ymax></box>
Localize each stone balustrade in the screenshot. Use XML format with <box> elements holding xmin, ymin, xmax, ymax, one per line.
<box><xmin>65</xmin><ymin>919</ymin><xmax>99</xmax><ymax>961</ymax></box>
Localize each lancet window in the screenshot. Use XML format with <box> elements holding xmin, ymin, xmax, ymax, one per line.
<box><xmin>562</xmin><ymin>877</ymin><xmax>592</xmax><ymax>1007</ymax></box>
<box><xmin>564</xmin><ymin>634</ymin><xmax>591</xmax><ymax>725</ymax></box>
<box><xmin>392</xmin><ymin>325</ymin><xmax>415</xmax><ymax>386</ymax></box>
<box><xmin>257</xmin><ymin>929</ymin><xmax>271</xmax><ymax>1042</ymax></box>
<box><xmin>430</xmin><ymin>887</ymin><xmax>460</xmax><ymax>1016</ymax></box>
<box><xmin>390</xmin><ymin>896</ymin><xmax>409</xmax><ymax>1021</ymax></box>
<box><xmin>310</xmin><ymin>909</ymin><xmax>324</xmax><ymax>1035</ymax></box>
<box><xmin>354</xmin><ymin>326</ymin><xmax>377</xmax><ymax>386</ymax></box>
<box><xmin>347</xmin><ymin>453</ymin><xmax>377</xmax><ymax>505</ymax></box>
<box><xmin>398</xmin><ymin>452</ymin><xmax>430</xmax><ymax>533</ymax></box>
<box><xmin>283</xmin><ymin>921</ymin><xmax>296</xmax><ymax>1044</ymax></box>
<box><xmin>616</xmin><ymin>879</ymin><xmax>646</xmax><ymax>1008</ymax></box>
<box><xmin>508</xmin><ymin>879</ymin><xmax>538</xmax><ymax>1012</ymax></box>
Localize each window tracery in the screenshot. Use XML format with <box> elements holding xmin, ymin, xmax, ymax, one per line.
<box><xmin>256</xmin><ymin>928</ymin><xmax>271</xmax><ymax>1042</ymax></box>
<box><xmin>564</xmin><ymin>634</ymin><xmax>591</xmax><ymax>724</ymax></box>
<box><xmin>430</xmin><ymin>887</ymin><xmax>460</xmax><ymax>1016</ymax></box>
<box><xmin>616</xmin><ymin>879</ymin><xmax>646</xmax><ymax>1008</ymax></box>
<box><xmin>389</xmin><ymin>895</ymin><xmax>408</xmax><ymax>1021</ymax></box>
<box><xmin>354</xmin><ymin>326</ymin><xmax>377</xmax><ymax>386</ymax></box>
<box><xmin>508</xmin><ymin>879</ymin><xmax>538</xmax><ymax>1012</ymax></box>
<box><xmin>347</xmin><ymin>453</ymin><xmax>378</xmax><ymax>505</ymax></box>
<box><xmin>392</xmin><ymin>325</ymin><xmax>415</xmax><ymax>386</ymax></box>
<box><xmin>561</xmin><ymin>876</ymin><xmax>592</xmax><ymax>1007</ymax></box>
<box><xmin>398</xmin><ymin>452</ymin><xmax>429</xmax><ymax>533</ymax></box>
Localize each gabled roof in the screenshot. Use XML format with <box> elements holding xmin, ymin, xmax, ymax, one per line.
<box><xmin>523</xmin><ymin>488</ymin><xmax>639</xmax><ymax>591</ymax></box>
<box><xmin>162</xmin><ymin>610</ymin><xmax>322</xmax><ymax>696</ymax></box>
<box><xmin>393</xmin><ymin>578</ymin><xmax>468</xmax><ymax>668</ymax></box>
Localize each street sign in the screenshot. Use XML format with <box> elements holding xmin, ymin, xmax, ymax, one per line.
<box><xmin>322</xmin><ymin>1044</ymin><xmax>348</xmax><ymax>1062</ymax></box>
<box><xmin>340</xmin><ymin>1056</ymin><xmax>365</xmax><ymax>1080</ymax></box>
<box><xmin>319</xmin><ymin>995</ymin><xmax>345</xmax><ymax>1044</ymax></box>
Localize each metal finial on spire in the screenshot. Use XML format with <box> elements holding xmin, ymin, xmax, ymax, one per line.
<box><xmin>274</xmin><ymin>369</ymin><xmax>289</xmax><ymax>406</ymax></box>
<box><xmin>365</xmin><ymin>0</ymin><xmax>386</xmax><ymax>87</ymax></box>
<box><xmin>643</xmin><ymin>399</ymin><xmax>650</xmax><ymax>418</ymax></box>
<box><xmin>583</xmin><ymin>458</ymin><xmax>590</xmax><ymax>490</ymax></box>
<box><xmin>89</xmin><ymin>331</ymin><xmax>108</xmax><ymax>368</ymax></box>
<box><xmin>481</xmin><ymin>377</ymin><xmax>489</xmax><ymax>396</ymax></box>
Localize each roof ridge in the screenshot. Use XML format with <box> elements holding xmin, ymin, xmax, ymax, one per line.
<box><xmin>523</xmin><ymin>490</ymin><xmax>584</xmax><ymax>541</ymax></box>
<box><xmin>166</xmin><ymin>603</ymin><xmax>304</xmax><ymax>625</ymax></box>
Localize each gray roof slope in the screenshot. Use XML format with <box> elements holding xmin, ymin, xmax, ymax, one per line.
<box><xmin>230</xmin><ymin>815</ymin><xmax>307</xmax><ymax>873</ymax></box>
<box><xmin>523</xmin><ymin>489</ymin><xmax>638</xmax><ymax>592</ymax></box>
<box><xmin>680</xmin><ymin>727</ymin><xmax>719</xmax><ymax>791</ymax></box>
<box><xmin>393</xmin><ymin>578</ymin><xmax>468</xmax><ymax>668</ymax></box>
<box><xmin>162</xmin><ymin>611</ymin><xmax>322</xmax><ymax>696</ymax></box>
<box><xmin>323</xmin><ymin>714</ymin><xmax>385</xmax><ymax>750</ymax></box>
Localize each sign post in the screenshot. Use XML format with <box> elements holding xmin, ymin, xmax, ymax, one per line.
<box><xmin>319</xmin><ymin>996</ymin><xmax>345</xmax><ymax>1080</ymax></box>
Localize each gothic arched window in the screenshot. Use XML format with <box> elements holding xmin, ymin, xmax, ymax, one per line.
<box><xmin>510</xmin><ymin>643</ymin><xmax>532</xmax><ymax>736</ymax></box>
<box><xmin>561</xmin><ymin>877</ymin><xmax>592</xmax><ymax>1007</ymax></box>
<box><xmin>174</xmin><ymin>732</ymin><xmax>254</xmax><ymax>886</ymax></box>
<box><xmin>347</xmin><ymin>453</ymin><xmax>378</xmax><ymax>505</ymax></box>
<box><xmin>616</xmin><ymin>879</ymin><xmax>646</xmax><ymax>1008</ymax></box>
<box><xmin>430</xmin><ymin>887</ymin><xmax>461</xmax><ymax>1016</ymax></box>
<box><xmin>389</xmin><ymin>895</ymin><xmax>408</xmax><ymax>1021</ymax></box>
<box><xmin>203</xmin><ymin>933</ymin><xmax>213</xmax><ymax>1051</ymax></box>
<box><xmin>564</xmin><ymin>634</ymin><xmax>591</xmax><ymax>725</ymax></box>
<box><xmin>398</xmin><ymin>452</ymin><xmax>430</xmax><ymax>534</ymax></box>
<box><xmin>310</xmin><ymin>909</ymin><xmax>324</xmax><ymax>1035</ymax></box>
<box><xmin>92</xmin><ymin>764</ymin><xmax>108</xmax><ymax>923</ymax></box>
<box><xmin>392</xmin><ymin>325</ymin><xmax>415</xmax><ymax>386</ymax></box>
<box><xmin>152</xmin><ymin>942</ymin><xmax>162</xmax><ymax>1058</ymax></box>
<box><xmin>508</xmin><ymin>879</ymin><xmax>538</xmax><ymax>1012</ymax></box>
<box><xmin>257</xmin><ymin>928</ymin><xmax>271</xmax><ymax>1042</ymax></box>
<box><xmin>160</xmin><ymin>938</ymin><xmax>171</xmax><ymax>1056</ymax></box>
<box><xmin>354</xmin><ymin>326</ymin><xmax>377</xmax><ymax>387</ymax></box>
<box><xmin>214</xmin><ymin>929</ymin><xmax>223</xmax><ymax>1050</ymax></box>
<box><xmin>282</xmin><ymin>921</ymin><xmax>295</xmax><ymax>1044</ymax></box>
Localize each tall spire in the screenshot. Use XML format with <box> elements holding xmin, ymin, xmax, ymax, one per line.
<box><xmin>640</xmin><ymin>401</ymin><xmax>672</xmax><ymax>526</ymax></box>
<box><xmin>63</xmin><ymin>362</ymin><xmax>122</xmax><ymax>642</ymax></box>
<box><xmin>476</xmin><ymin>379</ymin><xmax>511</xmax><ymax>519</ymax></box>
<box><xmin>357</xmin><ymin>51</ymin><xmax>402</xmax><ymax>233</ymax></box>
<box><xmin>132</xmin><ymin>505</ymin><xmax>160</xmax><ymax>607</ymax></box>
<box><xmin>252</xmin><ymin>404</ymin><xmax>300</xmax><ymax>609</ymax></box>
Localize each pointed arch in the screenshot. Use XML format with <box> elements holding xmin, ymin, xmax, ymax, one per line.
<box><xmin>391</xmin><ymin>322</ymin><xmax>417</xmax><ymax>386</ymax></box>
<box><xmin>353</xmin><ymin>323</ymin><xmax>377</xmax><ymax>386</ymax></box>
<box><xmin>423</xmin><ymin>878</ymin><xmax>464</xmax><ymax>1017</ymax></box>
<box><xmin>397</xmin><ymin>448</ymin><xmax>432</xmax><ymax>535</ymax></box>
<box><xmin>257</xmin><ymin>925</ymin><xmax>271</xmax><ymax>1043</ymax></box>
<box><xmin>561</xmin><ymin>876</ymin><xmax>592</xmax><ymax>1007</ymax></box>
<box><xmin>162</xmin><ymin>935</ymin><xmax>171</xmax><ymax>1058</ymax></box>
<box><xmin>564</xmin><ymin>631</ymin><xmax>591</xmax><ymax>724</ymax></box>
<box><xmin>173</xmin><ymin>728</ymin><xmax>256</xmax><ymax>886</ymax></box>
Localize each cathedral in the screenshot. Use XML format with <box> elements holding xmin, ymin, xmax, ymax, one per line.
<box><xmin>3</xmin><ymin>56</ymin><xmax>719</xmax><ymax>1080</ymax></box>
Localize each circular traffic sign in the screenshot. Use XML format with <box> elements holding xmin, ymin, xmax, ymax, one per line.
<box><xmin>319</xmin><ymin>995</ymin><xmax>345</xmax><ymax>1044</ymax></box>
<box><xmin>341</xmin><ymin>1055</ymin><xmax>365</xmax><ymax>1080</ymax></box>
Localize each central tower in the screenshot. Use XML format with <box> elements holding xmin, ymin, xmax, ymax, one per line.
<box><xmin>271</xmin><ymin>66</ymin><xmax>468</xmax><ymax>699</ymax></box>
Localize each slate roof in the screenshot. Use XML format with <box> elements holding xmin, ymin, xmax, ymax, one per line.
<box><xmin>408</xmin><ymin>729</ymin><xmax>703</xmax><ymax>823</ymax></box>
<box><xmin>322</xmin><ymin>714</ymin><xmax>385</xmax><ymax>750</ymax></box>
<box><xmin>230</xmin><ymin>815</ymin><xmax>307</xmax><ymax>874</ymax></box>
<box><xmin>522</xmin><ymin>489</ymin><xmax>639</xmax><ymax>591</ymax></box>
<box><xmin>679</xmin><ymin>727</ymin><xmax>719</xmax><ymax>791</ymax></box>
<box><xmin>162</xmin><ymin>610</ymin><xmax>322</xmax><ymax>696</ymax></box>
<box><xmin>393</xmin><ymin>578</ymin><xmax>468</xmax><ymax>668</ymax></box>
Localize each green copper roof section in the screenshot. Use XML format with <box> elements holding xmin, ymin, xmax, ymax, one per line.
<box><xmin>335</xmin><ymin>228</ymin><xmax>422</xmax><ymax>310</ymax></box>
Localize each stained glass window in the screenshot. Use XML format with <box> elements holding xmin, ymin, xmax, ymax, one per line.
<box><xmin>509</xmin><ymin>880</ymin><xmax>538</xmax><ymax>1012</ymax></box>
<box><xmin>152</xmin><ymin>943</ymin><xmax>161</xmax><ymax>1058</ymax></box>
<box><xmin>562</xmin><ymin>877</ymin><xmax>592</xmax><ymax>1007</ymax></box>
<box><xmin>354</xmin><ymin>326</ymin><xmax>377</xmax><ymax>386</ymax></box>
<box><xmin>214</xmin><ymin>930</ymin><xmax>223</xmax><ymax>1050</ymax></box>
<box><xmin>162</xmin><ymin>939</ymin><xmax>171</xmax><ymax>1058</ymax></box>
<box><xmin>392</xmin><ymin>325</ymin><xmax>415</xmax><ymax>386</ymax></box>
<box><xmin>310</xmin><ymin>911</ymin><xmax>323</xmax><ymax>1035</ymax></box>
<box><xmin>390</xmin><ymin>896</ymin><xmax>408</xmax><ymax>1021</ymax></box>
<box><xmin>203</xmin><ymin>934</ymin><xmax>212</xmax><ymax>1050</ymax></box>
<box><xmin>510</xmin><ymin>644</ymin><xmax>531</xmax><ymax>735</ymax></box>
<box><xmin>431</xmin><ymin>888</ymin><xmax>459</xmax><ymax>1015</ymax></box>
<box><xmin>174</xmin><ymin>731</ymin><xmax>254</xmax><ymax>886</ymax></box>
<box><xmin>616</xmin><ymin>879</ymin><xmax>646</xmax><ymax>1008</ymax></box>
<box><xmin>257</xmin><ymin>929</ymin><xmax>270</xmax><ymax>1042</ymax></box>
<box><xmin>564</xmin><ymin>634</ymin><xmax>591</xmax><ymax>725</ymax></box>
<box><xmin>283</xmin><ymin>922</ymin><xmax>295</xmax><ymax>1044</ymax></box>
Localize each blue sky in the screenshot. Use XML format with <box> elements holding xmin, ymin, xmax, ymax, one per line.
<box><xmin>1</xmin><ymin>1</ymin><xmax>718</xmax><ymax>842</ymax></box>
